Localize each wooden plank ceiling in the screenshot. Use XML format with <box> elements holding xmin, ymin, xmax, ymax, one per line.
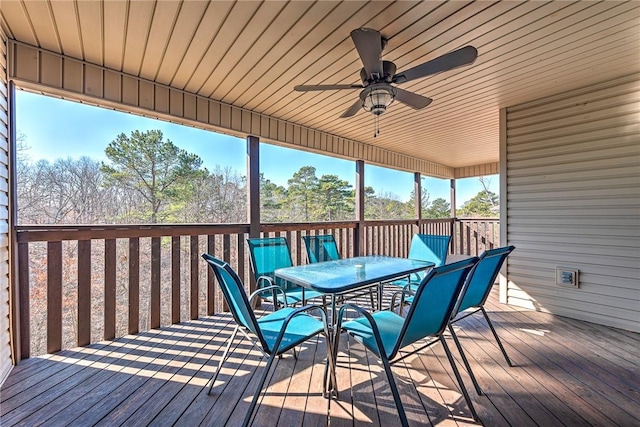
<box><xmin>1</xmin><ymin>0</ymin><xmax>639</xmax><ymax>170</ymax></box>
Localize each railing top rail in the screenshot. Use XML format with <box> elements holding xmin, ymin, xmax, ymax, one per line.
<box><xmin>260</xmin><ymin>221</ymin><xmax>358</xmax><ymax>232</ymax></box>
<box><xmin>16</xmin><ymin>223</ymin><xmax>251</xmax><ymax>242</ymax></box>
<box><xmin>15</xmin><ymin>218</ymin><xmax>499</xmax><ymax>243</ymax></box>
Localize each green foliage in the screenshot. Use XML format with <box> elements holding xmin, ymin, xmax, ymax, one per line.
<box><xmin>425</xmin><ymin>197</ymin><xmax>451</xmax><ymax>218</ymax></box>
<box><xmin>260</xmin><ymin>174</ymin><xmax>287</xmax><ymax>222</ymax></box>
<box><xmin>457</xmin><ymin>190</ymin><xmax>498</xmax><ymax>217</ymax></box>
<box><xmin>101</xmin><ymin>130</ymin><xmax>205</xmax><ymax>223</ymax></box>
<box><xmin>315</xmin><ymin>174</ymin><xmax>353</xmax><ymax>221</ymax></box>
<box><xmin>286</xmin><ymin>166</ymin><xmax>319</xmax><ymax>222</ymax></box>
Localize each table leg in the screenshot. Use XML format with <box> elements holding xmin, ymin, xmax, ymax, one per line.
<box><xmin>325</xmin><ymin>293</ymin><xmax>339</xmax><ymax>397</ymax></box>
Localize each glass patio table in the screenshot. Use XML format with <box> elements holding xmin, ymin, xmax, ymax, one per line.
<box><xmin>275</xmin><ymin>255</ymin><xmax>434</xmax><ymax>319</ymax></box>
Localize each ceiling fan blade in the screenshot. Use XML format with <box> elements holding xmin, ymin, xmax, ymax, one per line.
<box><xmin>294</xmin><ymin>84</ymin><xmax>363</xmax><ymax>91</ymax></box>
<box><xmin>340</xmin><ymin>99</ymin><xmax>363</xmax><ymax>118</ymax></box>
<box><xmin>393</xmin><ymin>46</ymin><xmax>478</xmax><ymax>83</ymax></box>
<box><xmin>351</xmin><ymin>28</ymin><xmax>384</xmax><ymax>78</ymax></box>
<box><xmin>394</xmin><ymin>88</ymin><xmax>432</xmax><ymax>110</ymax></box>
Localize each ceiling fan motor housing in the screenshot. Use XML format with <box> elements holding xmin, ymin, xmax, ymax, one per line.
<box><xmin>360</xmin><ymin>61</ymin><xmax>397</xmax><ymax>85</ymax></box>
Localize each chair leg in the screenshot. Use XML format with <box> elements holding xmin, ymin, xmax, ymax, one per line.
<box><xmin>440</xmin><ymin>336</ymin><xmax>479</xmax><ymax>421</ymax></box>
<box><xmin>481</xmin><ymin>307</ymin><xmax>513</xmax><ymax>367</ymax></box>
<box><xmin>242</xmin><ymin>350</ymin><xmax>280</xmax><ymax>427</ymax></box>
<box><xmin>448</xmin><ymin>324</ymin><xmax>482</xmax><ymax>395</ymax></box>
<box><xmin>379</xmin><ymin>350</ymin><xmax>409</xmax><ymax>427</ymax></box>
<box><xmin>208</xmin><ymin>325</ymin><xmax>239</xmax><ymax>395</ymax></box>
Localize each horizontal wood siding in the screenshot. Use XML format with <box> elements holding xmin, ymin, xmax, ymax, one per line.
<box><xmin>6</xmin><ymin>41</ymin><xmax>455</xmax><ymax>179</ymax></box>
<box><xmin>505</xmin><ymin>73</ymin><xmax>640</xmax><ymax>332</ymax></box>
<box><xmin>454</xmin><ymin>162</ymin><xmax>499</xmax><ymax>179</ymax></box>
<box><xmin>0</xmin><ymin>25</ymin><xmax>11</xmax><ymax>384</ymax></box>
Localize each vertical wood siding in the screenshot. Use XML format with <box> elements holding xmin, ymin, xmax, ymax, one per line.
<box><xmin>0</xmin><ymin>25</ymin><xmax>12</xmax><ymax>383</ymax></box>
<box><xmin>7</xmin><ymin>41</ymin><xmax>455</xmax><ymax>179</ymax></box>
<box><xmin>504</xmin><ymin>73</ymin><xmax>640</xmax><ymax>332</ymax></box>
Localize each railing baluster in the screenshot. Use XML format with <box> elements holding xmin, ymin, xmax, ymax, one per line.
<box><xmin>150</xmin><ymin>237</ymin><xmax>161</xmax><ymax>329</ymax></box>
<box><xmin>222</xmin><ymin>234</ymin><xmax>230</xmax><ymax>312</ymax></box>
<box><xmin>77</xmin><ymin>239</ymin><xmax>91</xmax><ymax>347</ymax></box>
<box><xmin>207</xmin><ymin>235</ymin><xmax>215</xmax><ymax>315</ymax></box>
<box><xmin>237</xmin><ymin>233</ymin><xmax>246</xmax><ymax>292</ymax></box>
<box><xmin>18</xmin><ymin>241</ymin><xmax>30</xmax><ymax>358</ymax></box>
<box><xmin>47</xmin><ymin>241</ymin><xmax>62</xmax><ymax>354</ymax></box>
<box><xmin>171</xmin><ymin>236</ymin><xmax>180</xmax><ymax>324</ymax></box>
<box><xmin>129</xmin><ymin>238</ymin><xmax>140</xmax><ymax>334</ymax></box>
<box><xmin>190</xmin><ymin>235</ymin><xmax>199</xmax><ymax>320</ymax></box>
<box><xmin>104</xmin><ymin>239</ymin><xmax>116</xmax><ymax>340</ymax></box>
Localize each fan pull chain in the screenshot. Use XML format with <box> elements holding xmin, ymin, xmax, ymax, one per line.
<box><xmin>373</xmin><ymin>115</ymin><xmax>381</xmax><ymax>138</ymax></box>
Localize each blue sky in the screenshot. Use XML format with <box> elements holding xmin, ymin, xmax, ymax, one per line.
<box><xmin>16</xmin><ymin>91</ymin><xmax>497</xmax><ymax>207</ymax></box>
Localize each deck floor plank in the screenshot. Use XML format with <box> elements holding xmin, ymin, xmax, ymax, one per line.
<box><xmin>301</xmin><ymin>334</ymin><xmax>330</xmax><ymax>426</ymax></box>
<box><xmin>1</xmin><ymin>289</ymin><xmax>639</xmax><ymax>427</ymax></box>
<box><xmin>486</xmin><ymin>305</ymin><xmax>640</xmax><ymax>424</ymax></box>
<box><xmin>116</xmin><ymin>318</ymin><xmax>234</xmax><ymax>426</ymax></box>
<box><xmin>453</xmin><ymin>316</ymin><xmax>602</xmax><ymax>426</ymax></box>
<box><xmin>146</xmin><ymin>317</ymin><xmax>235</xmax><ymax>426</ymax></box>
<box><xmin>5</xmin><ymin>335</ymin><xmax>167</xmax><ymax>426</ymax></box>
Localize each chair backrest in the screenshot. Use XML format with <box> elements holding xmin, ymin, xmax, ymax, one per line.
<box><xmin>302</xmin><ymin>234</ymin><xmax>341</xmax><ymax>263</ymax></box>
<box><xmin>408</xmin><ymin>234</ymin><xmax>451</xmax><ymax>267</ymax></box>
<box><xmin>395</xmin><ymin>257</ymin><xmax>478</xmax><ymax>355</ymax></box>
<box><xmin>246</xmin><ymin>237</ymin><xmax>296</xmax><ymax>290</ymax></box>
<box><xmin>457</xmin><ymin>246</ymin><xmax>515</xmax><ymax>313</ymax></box>
<box><xmin>201</xmin><ymin>254</ymin><xmax>264</xmax><ymax>344</ymax></box>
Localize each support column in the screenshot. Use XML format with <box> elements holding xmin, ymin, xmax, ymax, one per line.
<box><xmin>414</xmin><ymin>172</ymin><xmax>422</xmax><ymax>233</ymax></box>
<box><xmin>247</xmin><ymin>135</ymin><xmax>260</xmax><ymax>237</ymax></box>
<box><xmin>450</xmin><ymin>179</ymin><xmax>457</xmax><ymax>254</ymax></box>
<box><xmin>247</xmin><ymin>136</ymin><xmax>260</xmax><ymax>297</ymax></box>
<box><xmin>354</xmin><ymin>160</ymin><xmax>365</xmax><ymax>256</ymax></box>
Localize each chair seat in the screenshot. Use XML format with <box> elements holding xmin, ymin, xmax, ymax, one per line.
<box><xmin>262</xmin><ymin>289</ymin><xmax>325</xmax><ymax>306</ymax></box>
<box><xmin>258</xmin><ymin>307</ymin><xmax>325</xmax><ymax>353</ymax></box>
<box><xmin>342</xmin><ymin>310</ymin><xmax>404</xmax><ymax>359</ymax></box>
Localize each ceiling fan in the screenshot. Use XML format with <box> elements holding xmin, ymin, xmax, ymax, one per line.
<box><xmin>294</xmin><ymin>28</ymin><xmax>478</xmax><ymax>118</ymax></box>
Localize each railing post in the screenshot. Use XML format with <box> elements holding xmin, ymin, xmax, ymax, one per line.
<box><xmin>355</xmin><ymin>160</ymin><xmax>365</xmax><ymax>256</ymax></box>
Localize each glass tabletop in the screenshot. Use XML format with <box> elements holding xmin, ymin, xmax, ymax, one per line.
<box><xmin>275</xmin><ymin>255</ymin><xmax>434</xmax><ymax>294</ymax></box>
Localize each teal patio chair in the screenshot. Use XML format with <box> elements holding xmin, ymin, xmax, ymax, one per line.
<box><xmin>335</xmin><ymin>257</ymin><xmax>480</xmax><ymax>425</ymax></box>
<box><xmin>448</xmin><ymin>246</ymin><xmax>516</xmax><ymax>395</ymax></box>
<box><xmin>386</xmin><ymin>233</ymin><xmax>452</xmax><ymax>291</ymax></box>
<box><xmin>302</xmin><ymin>234</ymin><xmax>341</xmax><ymax>263</ymax></box>
<box><xmin>201</xmin><ymin>254</ymin><xmax>336</xmax><ymax>427</ymax></box>
<box><xmin>247</xmin><ymin>237</ymin><xmax>325</xmax><ymax>308</ymax></box>
<box><xmin>303</xmin><ymin>234</ymin><xmax>377</xmax><ymax>309</ymax></box>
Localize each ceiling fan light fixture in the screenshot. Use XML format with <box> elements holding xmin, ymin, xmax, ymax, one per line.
<box><xmin>362</xmin><ymin>86</ymin><xmax>395</xmax><ymax>116</ymax></box>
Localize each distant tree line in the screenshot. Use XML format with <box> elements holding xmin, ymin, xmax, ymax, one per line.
<box><xmin>17</xmin><ymin>129</ymin><xmax>496</xmax><ymax>225</ymax></box>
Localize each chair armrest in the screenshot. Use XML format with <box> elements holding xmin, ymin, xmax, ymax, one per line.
<box><xmin>335</xmin><ymin>303</ymin><xmax>390</xmax><ymax>358</ymax></box>
<box><xmin>249</xmin><ymin>284</ymin><xmax>289</xmax><ymax>307</ymax></box>
<box><xmin>389</xmin><ymin>284</ymin><xmax>418</xmax><ymax>315</ymax></box>
<box><xmin>271</xmin><ymin>304</ymin><xmax>330</xmax><ymax>353</ymax></box>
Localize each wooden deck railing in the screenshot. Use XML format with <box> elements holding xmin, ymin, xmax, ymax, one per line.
<box><xmin>15</xmin><ymin>218</ymin><xmax>498</xmax><ymax>358</ymax></box>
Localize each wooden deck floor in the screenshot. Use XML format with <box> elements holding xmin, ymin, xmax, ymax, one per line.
<box><xmin>2</xmin><ymin>289</ymin><xmax>639</xmax><ymax>426</ymax></box>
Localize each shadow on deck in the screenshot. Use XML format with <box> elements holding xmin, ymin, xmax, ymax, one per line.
<box><xmin>1</xmin><ymin>289</ymin><xmax>639</xmax><ymax>426</ymax></box>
